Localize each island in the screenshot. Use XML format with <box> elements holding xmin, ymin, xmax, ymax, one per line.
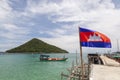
<box><xmin>6</xmin><ymin>38</ymin><xmax>68</xmax><ymax>53</ymax></box>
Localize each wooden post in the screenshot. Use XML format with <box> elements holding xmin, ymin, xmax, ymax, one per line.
<box><xmin>76</xmin><ymin>50</ymin><xmax>78</xmax><ymax>65</ymax></box>
<box><xmin>88</xmin><ymin>55</ymin><xmax>90</xmax><ymax>80</ymax></box>
<box><xmin>79</xmin><ymin>27</ymin><xmax>84</xmax><ymax>80</ymax></box>
<box><xmin>117</xmin><ymin>39</ymin><xmax>119</xmax><ymax>52</ymax></box>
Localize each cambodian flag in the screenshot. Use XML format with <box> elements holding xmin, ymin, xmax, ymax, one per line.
<box><xmin>79</xmin><ymin>27</ymin><xmax>111</xmax><ymax>48</ymax></box>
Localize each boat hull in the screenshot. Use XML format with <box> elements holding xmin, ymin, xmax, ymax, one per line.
<box><xmin>40</xmin><ymin>58</ymin><xmax>68</xmax><ymax>61</ymax></box>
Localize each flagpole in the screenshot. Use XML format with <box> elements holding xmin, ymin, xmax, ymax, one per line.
<box><xmin>79</xmin><ymin>27</ymin><xmax>84</xmax><ymax>80</ymax></box>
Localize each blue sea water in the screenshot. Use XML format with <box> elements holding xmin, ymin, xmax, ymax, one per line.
<box><xmin>0</xmin><ymin>53</ymin><xmax>87</xmax><ymax>80</ymax></box>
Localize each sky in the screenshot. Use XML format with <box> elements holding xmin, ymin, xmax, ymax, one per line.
<box><xmin>0</xmin><ymin>0</ymin><xmax>120</xmax><ymax>53</ymax></box>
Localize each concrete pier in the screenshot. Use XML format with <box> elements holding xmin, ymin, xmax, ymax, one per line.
<box><xmin>90</xmin><ymin>64</ymin><xmax>120</xmax><ymax>80</ymax></box>
<box><xmin>90</xmin><ymin>55</ymin><xmax>120</xmax><ymax>80</ymax></box>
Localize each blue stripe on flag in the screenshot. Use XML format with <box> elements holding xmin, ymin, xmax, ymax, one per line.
<box><xmin>81</xmin><ymin>42</ymin><xmax>111</xmax><ymax>48</ymax></box>
<box><xmin>80</xmin><ymin>27</ymin><xmax>94</xmax><ymax>32</ymax></box>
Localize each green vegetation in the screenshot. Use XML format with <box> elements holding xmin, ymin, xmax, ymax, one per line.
<box><xmin>6</xmin><ymin>38</ymin><xmax>68</xmax><ymax>53</ymax></box>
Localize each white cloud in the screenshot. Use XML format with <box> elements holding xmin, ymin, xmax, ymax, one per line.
<box><xmin>44</xmin><ymin>28</ymin><xmax>67</xmax><ymax>37</ymax></box>
<box><xmin>25</xmin><ymin>0</ymin><xmax>115</xmax><ymax>22</ymax></box>
<box><xmin>40</xmin><ymin>33</ymin><xmax>79</xmax><ymax>53</ymax></box>
<box><xmin>0</xmin><ymin>42</ymin><xmax>17</xmax><ymax>51</ymax></box>
<box><xmin>0</xmin><ymin>0</ymin><xmax>13</xmax><ymax>21</ymax></box>
<box><xmin>0</xmin><ymin>0</ymin><xmax>32</xmax><ymax>51</ymax></box>
<box><xmin>0</xmin><ymin>23</ymin><xmax>29</xmax><ymax>39</ymax></box>
<box><xmin>24</xmin><ymin>0</ymin><xmax>120</xmax><ymax>52</ymax></box>
<box><xmin>0</xmin><ymin>0</ymin><xmax>25</xmax><ymax>39</ymax></box>
<box><xmin>0</xmin><ymin>0</ymin><xmax>31</xmax><ymax>35</ymax></box>
<box><xmin>26</xmin><ymin>0</ymin><xmax>59</xmax><ymax>14</ymax></box>
<box><xmin>0</xmin><ymin>0</ymin><xmax>120</xmax><ymax>52</ymax></box>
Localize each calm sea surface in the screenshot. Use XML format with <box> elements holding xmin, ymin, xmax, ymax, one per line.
<box><xmin>0</xmin><ymin>53</ymin><xmax>87</xmax><ymax>80</ymax></box>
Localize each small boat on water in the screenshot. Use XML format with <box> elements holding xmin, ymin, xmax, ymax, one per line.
<box><xmin>111</xmin><ymin>52</ymin><xmax>120</xmax><ymax>63</ymax></box>
<box><xmin>40</xmin><ymin>55</ymin><xmax>68</xmax><ymax>61</ymax></box>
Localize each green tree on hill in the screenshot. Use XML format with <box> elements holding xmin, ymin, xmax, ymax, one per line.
<box><xmin>6</xmin><ymin>38</ymin><xmax>68</xmax><ymax>53</ymax></box>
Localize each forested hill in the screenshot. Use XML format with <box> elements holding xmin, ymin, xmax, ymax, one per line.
<box><xmin>6</xmin><ymin>38</ymin><xmax>68</xmax><ymax>53</ymax></box>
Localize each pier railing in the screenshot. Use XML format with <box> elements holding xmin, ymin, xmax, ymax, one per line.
<box><xmin>61</xmin><ymin>53</ymin><xmax>103</xmax><ymax>80</ymax></box>
<box><xmin>61</xmin><ymin>63</ymin><xmax>90</xmax><ymax>80</ymax></box>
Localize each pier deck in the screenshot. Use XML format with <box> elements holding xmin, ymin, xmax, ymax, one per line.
<box><xmin>90</xmin><ymin>64</ymin><xmax>120</xmax><ymax>80</ymax></box>
<box><xmin>90</xmin><ymin>55</ymin><xmax>120</xmax><ymax>80</ymax></box>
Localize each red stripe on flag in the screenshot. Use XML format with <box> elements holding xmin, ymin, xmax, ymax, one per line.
<box><xmin>80</xmin><ymin>32</ymin><xmax>111</xmax><ymax>42</ymax></box>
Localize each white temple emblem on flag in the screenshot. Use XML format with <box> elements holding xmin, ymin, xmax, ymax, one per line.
<box><xmin>88</xmin><ymin>33</ymin><xmax>102</xmax><ymax>41</ymax></box>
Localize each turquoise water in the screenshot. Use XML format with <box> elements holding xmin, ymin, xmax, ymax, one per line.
<box><xmin>0</xmin><ymin>53</ymin><xmax>87</xmax><ymax>80</ymax></box>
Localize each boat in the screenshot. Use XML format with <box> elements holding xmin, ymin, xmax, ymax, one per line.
<box><xmin>112</xmin><ymin>55</ymin><xmax>120</xmax><ymax>63</ymax></box>
<box><xmin>40</xmin><ymin>55</ymin><xmax>68</xmax><ymax>61</ymax></box>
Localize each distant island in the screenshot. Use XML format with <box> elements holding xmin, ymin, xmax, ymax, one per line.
<box><xmin>6</xmin><ymin>38</ymin><xmax>68</xmax><ymax>53</ymax></box>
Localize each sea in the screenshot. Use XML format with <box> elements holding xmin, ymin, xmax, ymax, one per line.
<box><xmin>0</xmin><ymin>53</ymin><xmax>88</xmax><ymax>80</ymax></box>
